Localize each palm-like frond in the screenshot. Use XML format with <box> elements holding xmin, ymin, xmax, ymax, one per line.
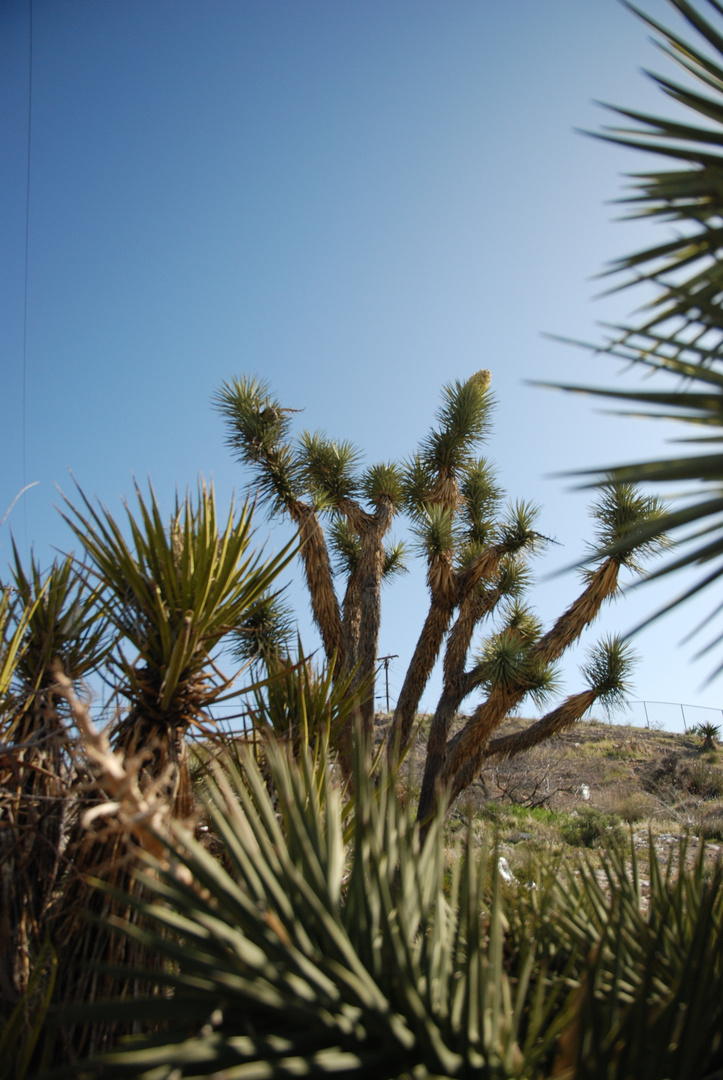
<box><xmin>297</xmin><ymin>430</ymin><xmax>361</xmax><ymax>506</ymax></box>
<box><xmin>413</xmin><ymin>503</ymin><xmax>457</xmax><ymax>564</ymax></box>
<box><xmin>65</xmin><ymin>737</ymin><xmax>568</xmax><ymax>1079</ymax></box>
<box><xmin>382</xmin><ymin>538</ymin><xmax>408</xmax><ymax>580</ymax></box>
<box><xmin>459</xmin><ymin>457</ymin><xmax>503</xmax><ymax>545</ymax></box>
<box><xmin>229</xmin><ymin>589</ymin><xmax>295</xmax><ymax>671</ymax></box>
<box><xmin>421</xmin><ymin>374</ymin><xmax>494</xmax><ymax>479</ymax></box>
<box><xmin>61</xmin><ymin>480</ymin><xmax>292</xmax><ymax>718</ymax></box>
<box><xmin>586</xmin><ymin>480</ymin><xmax>669</xmax><ymax>571</ymax></box>
<box><xmin>472</xmin><ymin>624</ymin><xmax>557</xmax><ymax>709</ymax></box>
<box><xmin>551</xmin><ymin>1</ymin><xmax>723</xmax><ymax>672</ymax></box>
<box><xmin>360</xmin><ymin>461</ymin><xmax>403</xmax><ymax>509</ymax></box>
<box><xmin>498</xmin><ymin>499</ymin><xmax>543</xmax><ymax>555</ymax></box>
<box><xmin>10</xmin><ymin>545</ymin><xmax>108</xmax><ymax>690</ymax></box>
<box><xmin>328</xmin><ymin>516</ymin><xmax>361</xmax><ymax>577</ymax></box>
<box><xmin>400</xmin><ymin>452</ymin><xmax>436</xmax><ymax>517</ymax></box>
<box><xmin>580</xmin><ymin>634</ymin><xmax>638</xmax><ymax>711</ymax></box>
<box><xmin>0</xmin><ymin>590</ymin><xmax>36</xmax><ymax>703</ymax></box>
<box><xmin>213</xmin><ymin>376</ymin><xmax>301</xmax><ymax>512</ymax></box>
<box><xmin>494</xmin><ymin>556</ymin><xmax>532</xmax><ymax>600</ymax></box>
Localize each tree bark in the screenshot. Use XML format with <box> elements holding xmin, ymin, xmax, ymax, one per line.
<box><xmin>416</xmin><ymin>588</ymin><xmax>500</xmax><ymax>825</ymax></box>
<box><xmin>290</xmin><ymin>502</ymin><xmax>344</xmax><ymax>668</ymax></box>
<box><xmin>354</xmin><ymin>498</ymin><xmax>394</xmax><ymax>737</ymax></box>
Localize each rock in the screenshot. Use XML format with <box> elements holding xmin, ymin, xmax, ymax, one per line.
<box><xmin>497</xmin><ymin>856</ymin><xmax>516</xmax><ymax>884</ymax></box>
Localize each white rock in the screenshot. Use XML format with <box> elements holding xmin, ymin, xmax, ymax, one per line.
<box><xmin>497</xmin><ymin>856</ymin><xmax>516</xmax><ymax>884</ymax></box>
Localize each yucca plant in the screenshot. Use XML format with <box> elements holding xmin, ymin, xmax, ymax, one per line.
<box><xmin>56</xmin><ymin>708</ymin><xmax>723</xmax><ymax>1080</ymax></box>
<box><xmin>694</xmin><ymin>719</ymin><xmax>721</xmax><ymax>748</ymax></box>
<box><xmin>46</xmin><ymin>481</ymin><xmax>293</xmax><ymax>1060</ymax></box>
<box><xmin>0</xmin><ymin>549</ymin><xmax>108</xmax><ymax>1009</ymax></box>
<box><xmin>192</xmin><ymin>643</ymin><xmax>365</xmax><ymax>815</ymax></box>
<box><xmin>542</xmin><ymin>835</ymin><xmax>723</xmax><ymax>1079</ymax></box>
<box><xmin>60</xmin><ymin>479</ymin><xmax>292</xmax><ymax>816</ymax></box>
<box><xmin>58</xmin><ymin>730</ymin><xmax>572</xmax><ymax>1080</ymax></box>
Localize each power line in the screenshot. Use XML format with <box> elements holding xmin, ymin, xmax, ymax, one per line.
<box><xmin>22</xmin><ymin>0</ymin><xmax>34</xmax><ymax>546</ymax></box>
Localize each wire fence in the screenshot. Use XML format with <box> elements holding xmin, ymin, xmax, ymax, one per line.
<box><xmin>610</xmin><ymin>699</ymin><xmax>722</xmax><ymax>734</ymax></box>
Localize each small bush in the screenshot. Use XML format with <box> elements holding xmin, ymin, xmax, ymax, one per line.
<box><xmin>612</xmin><ymin>791</ymin><xmax>657</xmax><ymax>824</ymax></box>
<box><xmin>561</xmin><ymin>807</ymin><xmax>624</xmax><ymax>848</ymax></box>
<box><xmin>649</xmin><ymin>753</ymin><xmax>723</xmax><ymax>800</ymax></box>
<box><xmin>679</xmin><ymin>760</ymin><xmax>723</xmax><ymax>799</ymax></box>
<box><xmin>699</xmin><ymin>807</ymin><xmax>723</xmax><ymax>841</ymax></box>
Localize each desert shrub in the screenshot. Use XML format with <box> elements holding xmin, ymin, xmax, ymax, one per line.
<box><xmin>57</xmin><ymin>728</ymin><xmax>723</xmax><ymax>1080</ymax></box>
<box><xmin>649</xmin><ymin>753</ymin><xmax>723</xmax><ymax>801</ymax></box>
<box><xmin>699</xmin><ymin>807</ymin><xmax>723</xmax><ymax>842</ymax></box>
<box><xmin>611</xmin><ymin>790</ymin><xmax>657</xmax><ymax>825</ymax></box>
<box><xmin>560</xmin><ymin>806</ymin><xmax>624</xmax><ymax>849</ymax></box>
<box><xmin>63</xmin><ymin>735</ymin><xmax>572</xmax><ymax>1079</ymax></box>
<box><xmin>681</xmin><ymin>761</ymin><xmax>723</xmax><ymax>799</ymax></box>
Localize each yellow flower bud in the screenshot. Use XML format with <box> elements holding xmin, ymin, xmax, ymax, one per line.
<box><xmin>467</xmin><ymin>369</ymin><xmax>492</xmax><ymax>394</ymax></box>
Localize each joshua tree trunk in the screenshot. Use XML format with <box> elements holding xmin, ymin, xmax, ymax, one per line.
<box><xmin>353</xmin><ymin>498</ymin><xmax>394</xmax><ymax>737</ymax></box>
<box><xmin>387</xmin><ymin>588</ymin><xmax>457</xmax><ymax>760</ymax></box>
<box><xmin>291</xmin><ymin>502</ymin><xmax>344</xmax><ymax>668</ymax></box>
<box><xmin>416</xmin><ymin>588</ymin><xmax>500</xmax><ymax>825</ymax></box>
<box><xmin>389</xmin><ymin>545</ymin><xmax>515</xmax><ymax>763</ymax></box>
<box><xmin>483</xmin><ymin>689</ymin><xmax>597</xmax><ymax>763</ymax></box>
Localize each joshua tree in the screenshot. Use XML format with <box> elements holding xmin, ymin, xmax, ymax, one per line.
<box><xmin>217</xmin><ymin>373</ymin><xmax>666</xmax><ymax>816</ymax></box>
<box><xmin>215</xmin><ymin>376</ymin><xmax>407</xmax><ymax>744</ymax></box>
<box><xmin>419</xmin><ymin>482</ymin><xmax>666</xmax><ymax>824</ymax></box>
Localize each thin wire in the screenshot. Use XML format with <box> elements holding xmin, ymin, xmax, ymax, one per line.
<box><xmin>22</xmin><ymin>0</ymin><xmax>34</xmax><ymax>547</ymax></box>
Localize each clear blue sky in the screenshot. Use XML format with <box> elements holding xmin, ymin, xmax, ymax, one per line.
<box><xmin>2</xmin><ymin>0</ymin><xmax>720</xmax><ymax>730</ymax></box>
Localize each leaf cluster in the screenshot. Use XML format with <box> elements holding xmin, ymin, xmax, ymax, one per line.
<box><xmin>61</xmin><ymin>481</ymin><xmax>293</xmax><ymax>717</ymax></box>
<box><xmin>67</xmin><ymin>738</ymin><xmax>567</xmax><ymax>1079</ymax></box>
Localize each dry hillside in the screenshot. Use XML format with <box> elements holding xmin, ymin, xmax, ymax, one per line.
<box><xmin>376</xmin><ymin>713</ymin><xmax>723</xmax><ymax>883</ymax></box>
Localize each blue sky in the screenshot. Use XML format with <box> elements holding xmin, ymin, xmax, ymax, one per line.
<box><xmin>2</xmin><ymin>0</ymin><xmax>720</xmax><ymax>731</ymax></box>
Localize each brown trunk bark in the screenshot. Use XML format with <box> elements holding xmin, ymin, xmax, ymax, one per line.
<box><xmin>533</xmin><ymin>560</ymin><xmax>619</xmax><ymax>666</ymax></box>
<box><xmin>416</xmin><ymin>588</ymin><xmax>501</xmax><ymax>826</ymax></box>
<box><xmin>340</xmin><ymin>572</ymin><xmax>362</xmax><ymax>674</ymax></box>
<box><xmin>354</xmin><ymin>498</ymin><xmax>394</xmax><ymax>738</ymax></box>
<box><xmin>484</xmin><ymin>690</ymin><xmax>597</xmax><ymax>763</ymax></box>
<box><xmin>387</xmin><ymin>591</ymin><xmax>456</xmax><ymax>762</ymax></box>
<box><xmin>290</xmin><ymin>502</ymin><xmax>344</xmax><ymax>668</ymax></box>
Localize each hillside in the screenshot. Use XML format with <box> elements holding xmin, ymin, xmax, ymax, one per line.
<box><xmin>377</xmin><ymin>713</ymin><xmax>723</xmax><ymax>883</ymax></box>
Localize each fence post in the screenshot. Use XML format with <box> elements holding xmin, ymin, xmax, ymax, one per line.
<box><xmin>681</xmin><ymin>703</ymin><xmax>687</xmax><ymax>732</ymax></box>
<box><xmin>643</xmin><ymin>701</ymin><xmax>650</xmax><ymax>729</ymax></box>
